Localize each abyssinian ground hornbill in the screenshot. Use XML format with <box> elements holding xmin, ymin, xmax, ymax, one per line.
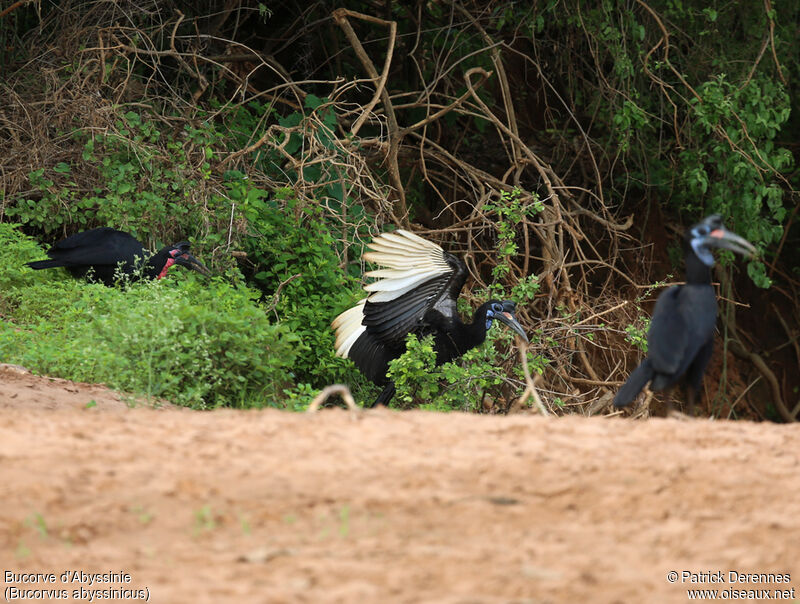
<box><xmin>332</xmin><ymin>229</ymin><xmax>528</xmax><ymax>407</ymax></box>
<box><xmin>613</xmin><ymin>214</ymin><xmax>756</xmax><ymax>413</ymax></box>
<box><xmin>27</xmin><ymin>227</ymin><xmax>210</xmax><ymax>286</ymax></box>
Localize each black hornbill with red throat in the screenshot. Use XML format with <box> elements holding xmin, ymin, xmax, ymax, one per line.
<box><xmin>613</xmin><ymin>214</ymin><xmax>756</xmax><ymax>413</ymax></box>
<box><xmin>26</xmin><ymin>227</ymin><xmax>210</xmax><ymax>286</ymax></box>
<box><xmin>332</xmin><ymin>229</ymin><xmax>528</xmax><ymax>407</ymax></box>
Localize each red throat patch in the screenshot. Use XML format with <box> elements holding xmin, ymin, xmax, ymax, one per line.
<box><xmin>158</xmin><ymin>257</ymin><xmax>176</xmax><ymax>279</ymax></box>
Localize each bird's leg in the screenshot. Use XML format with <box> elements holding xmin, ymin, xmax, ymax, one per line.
<box><xmin>666</xmin><ymin>389</ymin><xmax>693</xmax><ymax>421</ymax></box>
<box><xmin>369</xmin><ymin>382</ymin><xmax>396</xmax><ymax>408</ymax></box>
<box><xmin>686</xmin><ymin>388</ymin><xmax>697</xmax><ymax>418</ymax></box>
<box><xmin>632</xmin><ymin>389</ymin><xmax>653</xmax><ymax>419</ymax></box>
<box><xmin>663</xmin><ymin>390</ymin><xmax>674</xmax><ymax>415</ymax></box>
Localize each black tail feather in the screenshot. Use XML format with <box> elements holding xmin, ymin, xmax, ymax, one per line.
<box><xmin>26</xmin><ymin>259</ymin><xmax>62</xmax><ymax>270</ymax></box>
<box><xmin>613</xmin><ymin>358</ymin><xmax>654</xmax><ymax>408</ymax></box>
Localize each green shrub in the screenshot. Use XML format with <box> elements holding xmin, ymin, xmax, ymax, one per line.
<box><xmin>0</xmin><ymin>224</ymin><xmax>298</xmax><ymax>408</ymax></box>
<box><xmin>387</xmin><ymin>331</ymin><xmax>524</xmax><ymax>412</ymax></box>
<box><xmin>229</xmin><ymin>183</ymin><xmax>371</xmax><ymax>393</ymax></box>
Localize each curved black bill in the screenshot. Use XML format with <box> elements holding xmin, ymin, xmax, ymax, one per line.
<box><xmin>495</xmin><ymin>310</ymin><xmax>529</xmax><ymax>344</ymax></box>
<box><xmin>175</xmin><ymin>253</ymin><xmax>211</xmax><ymax>276</ymax></box>
<box><xmin>704</xmin><ymin>227</ymin><xmax>757</xmax><ymax>258</ymax></box>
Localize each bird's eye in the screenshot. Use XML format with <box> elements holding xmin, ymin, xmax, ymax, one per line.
<box><xmin>694</xmin><ymin>225</ymin><xmax>710</xmax><ymax>237</ymax></box>
<box><xmin>492</xmin><ymin>302</ymin><xmax>504</xmax><ymax>313</ymax></box>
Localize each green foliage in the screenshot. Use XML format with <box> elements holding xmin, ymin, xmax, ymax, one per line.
<box><xmin>613</xmin><ymin>99</ymin><xmax>649</xmax><ymax>152</ymax></box>
<box><xmin>512</xmin><ymin>275</ymin><xmax>541</xmax><ymax>305</ymax></box>
<box><xmin>0</xmin><ymin>224</ymin><xmax>297</xmax><ymax>408</ymax></box>
<box><xmin>387</xmin><ymin>334</ymin><xmax>440</xmax><ymax>406</ymax></box>
<box><xmin>547</xmin><ymin>1</ymin><xmax>794</xmax><ymax>288</ymax></box>
<box><xmin>520</xmin><ymin>348</ymin><xmax>552</xmax><ymax>377</ymax></box>
<box><xmin>226</xmin><ymin>178</ymin><xmax>367</xmax><ymax>393</ymax></box>
<box><xmin>387</xmin><ymin>332</ymin><xmax>513</xmax><ymax>412</ymax></box>
<box><xmin>3</xmin><ymin>94</ymin><xmax>374</xmax><ymax>407</ymax></box>
<box><xmin>5</xmin><ymin>111</ymin><xmax>222</xmax><ymax>240</ymax></box>
<box><xmin>0</xmin><ymin>224</ymin><xmax>52</xmax><ymax>303</ymax></box>
<box><xmin>484</xmin><ymin>187</ymin><xmax>543</xmax><ymax>296</ymax></box>
<box><xmin>675</xmin><ymin>74</ymin><xmax>790</xmax><ymax>287</ymax></box>
<box><xmin>624</xmin><ymin>318</ymin><xmax>650</xmax><ymax>353</ymax></box>
<box><xmin>280</xmin><ymin>382</ymin><xmax>323</xmax><ymax>412</ymax></box>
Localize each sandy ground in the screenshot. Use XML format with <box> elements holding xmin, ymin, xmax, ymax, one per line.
<box><xmin>1</xmin><ymin>364</ymin><xmax>799</xmax><ymax>603</ymax></box>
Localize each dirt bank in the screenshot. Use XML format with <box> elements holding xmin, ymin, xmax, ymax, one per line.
<box><xmin>1</xmin><ymin>366</ymin><xmax>798</xmax><ymax>603</ymax></box>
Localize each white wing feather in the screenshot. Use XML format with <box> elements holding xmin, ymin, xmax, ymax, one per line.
<box><xmin>333</xmin><ymin>300</ymin><xmax>367</xmax><ymax>357</ymax></box>
<box><xmin>331</xmin><ymin>230</ymin><xmax>452</xmax><ymax>358</ymax></box>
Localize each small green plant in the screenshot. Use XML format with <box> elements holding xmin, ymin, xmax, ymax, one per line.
<box><xmin>636</xmin><ymin>277</ymin><xmax>673</xmax><ymax>305</ymax></box>
<box><xmin>517</xmin><ymin>348</ymin><xmax>551</xmax><ymax>377</ymax></box>
<box><xmin>26</xmin><ymin>513</ymin><xmax>49</xmax><ymax>540</ymax></box>
<box><xmin>129</xmin><ymin>505</ymin><xmax>153</xmax><ymax>525</ymax></box>
<box><xmin>387</xmin><ymin>332</ymin><xmax>515</xmax><ymax>411</ymax></box>
<box><xmin>388</xmin><ymin>334</ymin><xmax>441</xmax><ymax>405</ymax></box>
<box><xmin>15</xmin><ymin>540</ymin><xmax>31</xmax><ymax>559</ymax></box>
<box><xmin>192</xmin><ymin>505</ymin><xmax>217</xmax><ymax>536</ymax></box>
<box><xmin>281</xmin><ymin>383</ymin><xmax>324</xmax><ymax>412</ymax></box>
<box><xmin>512</xmin><ymin>275</ymin><xmax>540</xmax><ymax>304</ymax></box>
<box><xmin>338</xmin><ymin>505</ymin><xmax>350</xmax><ymax>538</ymax></box>
<box><xmin>484</xmin><ymin>188</ymin><xmax>543</xmax><ymax>295</ymax></box>
<box><xmin>239</xmin><ymin>513</ymin><xmax>252</xmax><ymax>535</ymax></box>
<box><xmin>624</xmin><ymin>317</ymin><xmax>650</xmax><ymax>353</ymax></box>
<box><xmin>613</xmin><ymin>99</ymin><xmax>650</xmax><ymax>152</ymax></box>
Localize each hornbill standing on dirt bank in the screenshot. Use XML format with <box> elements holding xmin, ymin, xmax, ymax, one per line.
<box><xmin>26</xmin><ymin>227</ymin><xmax>210</xmax><ymax>286</ymax></box>
<box><xmin>613</xmin><ymin>214</ymin><xmax>756</xmax><ymax>413</ymax></box>
<box><xmin>332</xmin><ymin>229</ymin><xmax>528</xmax><ymax>407</ymax></box>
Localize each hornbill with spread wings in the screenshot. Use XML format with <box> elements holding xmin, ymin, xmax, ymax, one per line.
<box><xmin>332</xmin><ymin>229</ymin><xmax>528</xmax><ymax>407</ymax></box>
<box><xmin>613</xmin><ymin>215</ymin><xmax>756</xmax><ymax>413</ymax></box>
<box><xmin>26</xmin><ymin>227</ymin><xmax>210</xmax><ymax>286</ymax></box>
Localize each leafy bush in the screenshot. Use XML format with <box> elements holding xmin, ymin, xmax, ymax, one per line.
<box><xmin>675</xmin><ymin>75</ymin><xmax>792</xmax><ymax>287</ymax></box>
<box><xmin>228</xmin><ymin>181</ymin><xmax>371</xmax><ymax>393</ymax></box>
<box><xmin>5</xmin><ymin>111</ymin><xmax>219</xmax><ymax>242</ymax></box>
<box><xmin>388</xmin><ymin>331</ymin><xmax>526</xmax><ymax>412</ymax></box>
<box><xmin>0</xmin><ymin>224</ymin><xmax>298</xmax><ymax>408</ymax></box>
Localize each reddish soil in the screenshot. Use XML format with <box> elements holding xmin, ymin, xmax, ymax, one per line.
<box><xmin>1</xmin><ymin>364</ymin><xmax>799</xmax><ymax>603</ymax></box>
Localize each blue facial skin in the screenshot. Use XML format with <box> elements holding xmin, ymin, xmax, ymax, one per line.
<box><xmin>486</xmin><ymin>302</ymin><xmax>506</xmax><ymax>330</ymax></box>
<box><xmin>690</xmin><ymin>224</ymin><xmax>715</xmax><ymax>266</ymax></box>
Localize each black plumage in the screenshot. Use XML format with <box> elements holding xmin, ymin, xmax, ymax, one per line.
<box><xmin>333</xmin><ymin>229</ymin><xmax>528</xmax><ymax>406</ymax></box>
<box><xmin>613</xmin><ymin>215</ymin><xmax>755</xmax><ymax>413</ymax></box>
<box><xmin>26</xmin><ymin>227</ymin><xmax>210</xmax><ymax>286</ymax></box>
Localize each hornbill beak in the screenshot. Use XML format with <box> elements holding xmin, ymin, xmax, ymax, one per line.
<box><xmin>175</xmin><ymin>252</ymin><xmax>212</xmax><ymax>276</ymax></box>
<box><xmin>704</xmin><ymin>227</ymin><xmax>757</xmax><ymax>258</ymax></box>
<box><xmin>495</xmin><ymin>302</ymin><xmax>529</xmax><ymax>344</ymax></box>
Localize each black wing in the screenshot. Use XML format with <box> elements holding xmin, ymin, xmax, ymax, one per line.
<box><xmin>46</xmin><ymin>228</ymin><xmax>145</xmax><ymax>266</ymax></box>
<box><xmin>332</xmin><ymin>230</ymin><xmax>468</xmax><ymax>384</ymax></box>
<box><xmin>647</xmin><ymin>286</ymin><xmax>688</xmax><ymax>376</ymax></box>
<box><xmin>648</xmin><ymin>283</ymin><xmax>718</xmax><ymax>390</ymax></box>
<box><xmin>362</xmin><ymin>251</ymin><xmax>467</xmax><ymax>348</ymax></box>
